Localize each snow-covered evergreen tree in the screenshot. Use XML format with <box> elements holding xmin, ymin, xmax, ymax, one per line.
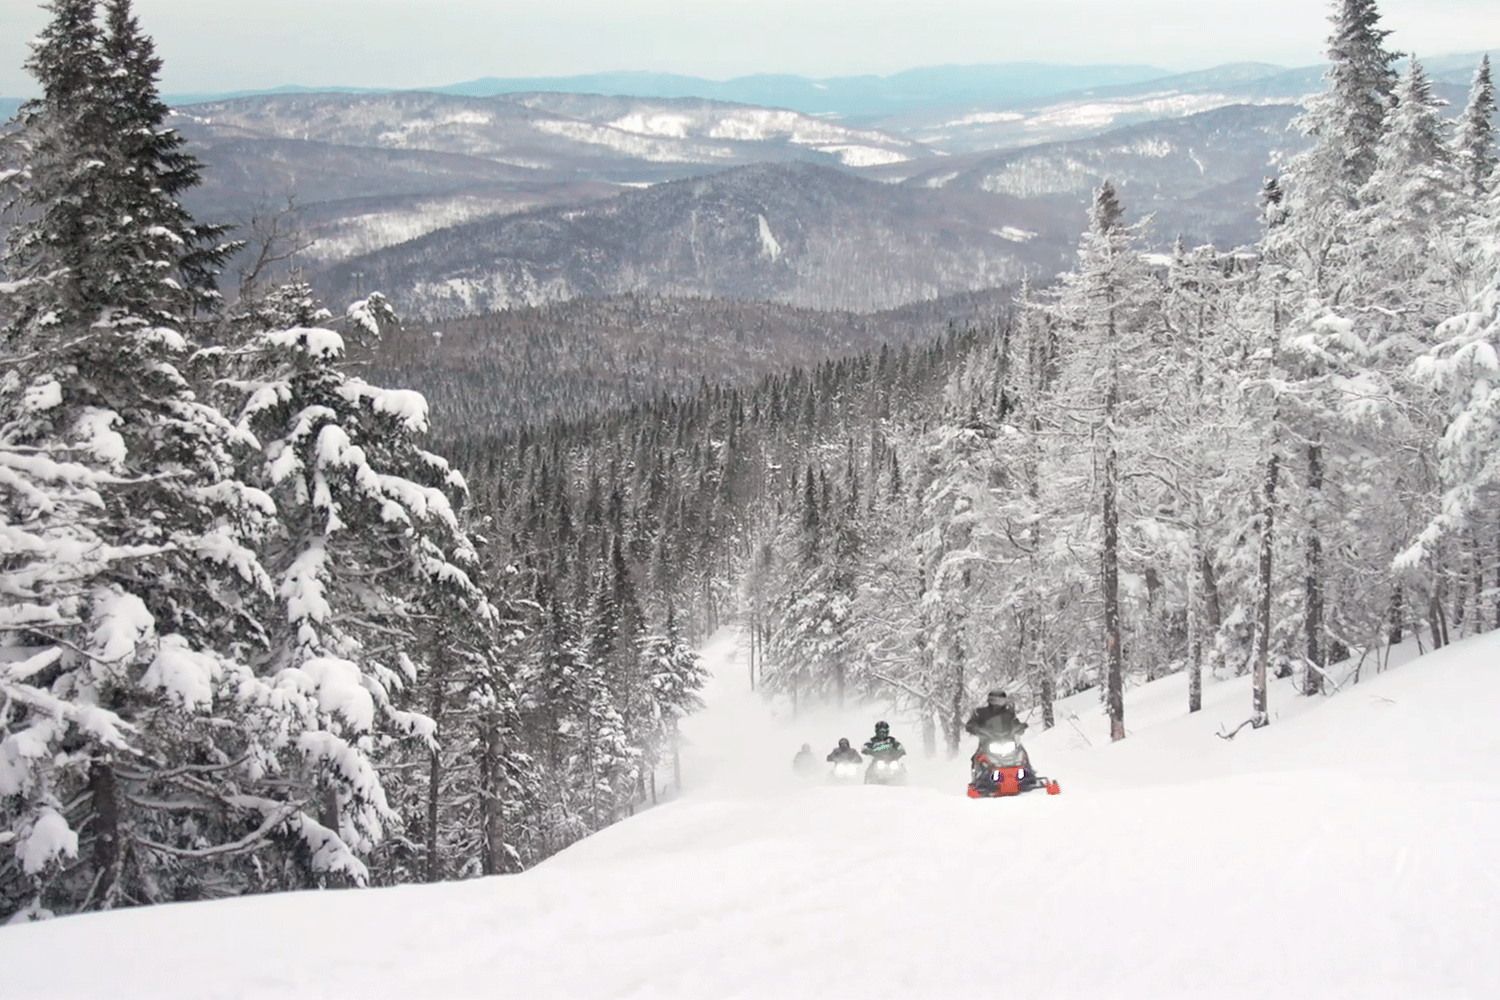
<box><xmin>221</xmin><ymin>293</ymin><xmax>491</xmax><ymax>883</ymax></box>
<box><xmin>1453</xmin><ymin>55</ymin><xmax>1497</xmax><ymax>200</ymax></box>
<box><xmin>1048</xmin><ymin>182</ymin><xmax>1161</xmax><ymax>741</ymax></box>
<box><xmin>0</xmin><ymin>0</ymin><xmax>287</xmax><ymax>917</ymax></box>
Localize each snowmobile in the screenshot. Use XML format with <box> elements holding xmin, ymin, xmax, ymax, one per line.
<box><xmin>965</xmin><ymin>733</ymin><xmax>1060</xmax><ymax>798</ymax></box>
<box><xmin>829</xmin><ymin>759</ymin><xmax>862</xmax><ymax>783</ymax></box>
<box><xmin>864</xmin><ymin>754</ymin><xmax>908</xmax><ymax>786</ymax></box>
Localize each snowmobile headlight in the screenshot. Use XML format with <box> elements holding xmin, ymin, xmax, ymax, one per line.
<box><xmin>988</xmin><ymin>740</ymin><xmax>1017</xmax><ymax>755</ymax></box>
<box><xmin>877</xmin><ymin>760</ymin><xmax>889</xmax><ymax>769</ymax></box>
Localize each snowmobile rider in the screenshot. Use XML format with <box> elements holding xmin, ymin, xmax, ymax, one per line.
<box><xmin>862</xmin><ymin>721</ymin><xmax>907</xmax><ymax>760</ymax></box>
<box><xmin>793</xmin><ymin>743</ymin><xmax>818</xmax><ymax>775</ymax></box>
<box><xmin>827</xmin><ymin>737</ymin><xmax>862</xmax><ymax>764</ymax></box>
<box><xmin>965</xmin><ymin>689</ymin><xmax>1032</xmax><ymax>771</ymax></box>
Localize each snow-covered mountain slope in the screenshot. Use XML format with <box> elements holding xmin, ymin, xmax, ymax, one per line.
<box><xmin>863</xmin><ymin>59</ymin><xmax>1482</xmax><ymax>155</ymax></box>
<box><xmin>5</xmin><ymin>628</ymin><xmax>1498</xmax><ymax>999</ymax></box>
<box><xmin>166</xmin><ymin>91</ymin><xmax>926</xmax><ymax>271</ymax></box>
<box><xmin>314</xmin><ymin>162</ymin><xmax>1067</xmax><ymax>316</ymax></box>
<box><xmin>900</xmin><ymin>103</ymin><xmax>1306</xmax><ymax>253</ymax></box>
<box><xmin>170</xmin><ymin>92</ymin><xmax>925</xmax><ymax>181</ymax></box>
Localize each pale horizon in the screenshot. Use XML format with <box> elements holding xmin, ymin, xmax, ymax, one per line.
<box><xmin>2</xmin><ymin>0</ymin><xmax>1498</xmax><ymax>99</ymax></box>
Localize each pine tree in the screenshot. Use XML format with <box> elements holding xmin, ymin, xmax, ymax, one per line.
<box><xmin>638</xmin><ymin>607</ymin><xmax>707</xmax><ymax>795</ymax></box>
<box><xmin>0</xmin><ymin>0</ymin><xmax>287</xmax><ymax>917</ymax></box>
<box><xmin>1292</xmin><ymin>0</ymin><xmax>1399</xmax><ymax>208</ymax></box>
<box><xmin>223</xmin><ymin>294</ymin><xmax>490</xmax><ymax>883</ymax></box>
<box><xmin>1454</xmin><ymin>55</ymin><xmax>1497</xmax><ymax>199</ymax></box>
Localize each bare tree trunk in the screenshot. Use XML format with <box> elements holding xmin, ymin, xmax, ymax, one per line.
<box><xmin>425</xmin><ymin>660</ymin><xmax>446</xmax><ymax>883</ymax></box>
<box><xmin>1427</xmin><ymin>591</ymin><xmax>1445</xmax><ymax>651</ymax></box>
<box><xmin>319</xmin><ymin>784</ymin><xmax>341</xmax><ymax>845</ymax></box>
<box><xmin>1040</xmin><ymin>669</ymin><xmax>1056</xmax><ymax>729</ymax></box>
<box><xmin>835</xmin><ymin>653</ymin><xmax>845</xmax><ymax>710</ymax></box>
<box><xmin>1102</xmin><ymin>438</ymin><xmax>1125</xmax><ymax>741</ymax></box>
<box><xmin>921</xmin><ymin>710</ymin><xmax>937</xmax><ymax>758</ymax></box>
<box><xmin>1303</xmin><ymin>441</ymin><xmax>1324</xmax><ymax>696</ymax></box>
<box><xmin>672</xmin><ymin>719</ymin><xmax>683</xmax><ymax>795</ymax></box>
<box><xmin>946</xmin><ymin>650</ymin><xmax>966</xmax><ymax>758</ymax></box>
<box><xmin>1254</xmin><ymin>452</ymin><xmax>1279</xmax><ymax>726</ymax></box>
<box><xmin>88</xmin><ymin>760</ymin><xmax>122</xmax><ymax>909</ymax></box>
<box><xmin>748</xmin><ymin>616</ymin><xmax>757</xmax><ymax>691</ymax></box>
<box><xmin>1388</xmin><ymin>586</ymin><xmax>1405</xmax><ymax>645</ymax></box>
<box><xmin>480</xmin><ymin>721</ymin><xmax>507</xmax><ymax>875</ymax></box>
<box><xmin>1201</xmin><ymin>552</ymin><xmax>1224</xmax><ymax>633</ymax></box>
<box><xmin>1188</xmin><ymin>537</ymin><xmax>1203</xmax><ymax>714</ymax></box>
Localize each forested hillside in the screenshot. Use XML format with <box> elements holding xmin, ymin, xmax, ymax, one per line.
<box><xmin>366</xmin><ymin>288</ymin><xmax>1017</xmax><ymax>430</ymax></box>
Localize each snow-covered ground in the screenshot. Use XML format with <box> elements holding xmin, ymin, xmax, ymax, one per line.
<box><xmin>4</xmin><ymin>629</ymin><xmax>1499</xmax><ymax>999</ymax></box>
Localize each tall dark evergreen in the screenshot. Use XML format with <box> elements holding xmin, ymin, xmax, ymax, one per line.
<box><xmin>1302</xmin><ymin>0</ymin><xmax>1400</xmax><ymax>201</ymax></box>
<box><xmin>0</xmin><ymin>0</ymin><xmax>279</xmax><ymax>916</ymax></box>
<box><xmin>97</xmin><ymin>0</ymin><xmax>232</xmax><ymax>313</ymax></box>
<box><xmin>1454</xmin><ymin>55</ymin><xmax>1497</xmax><ymax>198</ymax></box>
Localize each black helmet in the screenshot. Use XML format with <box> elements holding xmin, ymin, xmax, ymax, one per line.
<box><xmin>838</xmin><ymin>737</ymin><xmax>850</xmax><ymax>749</ymax></box>
<box><xmin>875</xmin><ymin>720</ymin><xmax>890</xmax><ymax>736</ymax></box>
<box><xmin>987</xmin><ymin>689</ymin><xmax>1009</xmax><ymax>706</ymax></box>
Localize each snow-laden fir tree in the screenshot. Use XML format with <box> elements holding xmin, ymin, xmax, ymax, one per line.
<box><xmin>1453</xmin><ymin>55</ymin><xmax>1497</xmax><ymax>200</ymax></box>
<box><xmin>1407</xmin><ymin>178</ymin><xmax>1500</xmax><ymax>594</ymax></box>
<box><xmin>1048</xmin><ymin>182</ymin><xmax>1160</xmax><ymax>741</ymax></box>
<box><xmin>220</xmin><ymin>293</ymin><xmax>493</xmax><ymax>885</ymax></box>
<box><xmin>0</xmin><ymin>0</ymin><xmax>286</xmax><ymax>917</ymax></box>
<box><xmin>637</xmin><ymin>606</ymin><xmax>707</xmax><ymax>796</ymax></box>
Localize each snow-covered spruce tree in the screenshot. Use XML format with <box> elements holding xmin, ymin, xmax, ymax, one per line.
<box><xmin>910</xmin><ymin>411</ymin><xmax>1008</xmax><ymax>754</ymax></box>
<box><xmin>1453</xmin><ymin>56</ymin><xmax>1497</xmax><ymax>201</ymax></box>
<box><xmin>766</xmin><ymin>465</ymin><xmax>828</xmax><ymax>713</ymax></box>
<box><xmin>772</xmin><ymin>445</ymin><xmax>867</xmax><ymax>714</ymax></box>
<box><xmin>592</xmin><ymin>532</ymin><xmax>649</xmax><ymax>815</ymax></box>
<box><xmin>994</xmin><ymin>288</ymin><xmax>1081</xmax><ymax>725</ymax></box>
<box><xmin>637</xmin><ymin>606</ymin><xmax>707</xmax><ymax>796</ymax></box>
<box><xmin>0</xmin><ymin>0</ymin><xmax>293</xmax><ymax>918</ymax></box>
<box><xmin>1407</xmin><ymin>178</ymin><xmax>1500</xmax><ymax>620</ymax></box>
<box><xmin>1346</xmin><ymin>58</ymin><xmax>1470</xmax><ymax>650</ymax></box>
<box><xmin>515</xmin><ymin>569</ymin><xmax>596</xmax><ymax>858</ymax></box>
<box><xmin>1267</xmin><ymin>0</ymin><xmax>1402</xmax><ymax>693</ymax></box>
<box><xmin>1048</xmin><ymin>182</ymin><xmax>1161</xmax><ymax>742</ymax></box>
<box><xmin>1291</xmin><ymin>0</ymin><xmax>1399</xmax><ymax>214</ymax></box>
<box><xmin>223</xmin><ymin>293</ymin><xmax>492</xmax><ymax>886</ymax></box>
<box><xmin>95</xmin><ymin>0</ymin><xmax>232</xmax><ymax>314</ymax></box>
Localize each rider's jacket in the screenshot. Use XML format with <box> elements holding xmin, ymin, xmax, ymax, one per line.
<box><xmin>965</xmin><ymin>704</ymin><xmax>1026</xmax><ymax>738</ymax></box>
<box><xmin>862</xmin><ymin>735</ymin><xmax>906</xmax><ymax>759</ymax></box>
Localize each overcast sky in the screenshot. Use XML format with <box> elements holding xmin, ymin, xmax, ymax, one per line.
<box><xmin>2</xmin><ymin>0</ymin><xmax>1498</xmax><ymax>98</ymax></box>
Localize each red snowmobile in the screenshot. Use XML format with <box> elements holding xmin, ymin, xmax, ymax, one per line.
<box><xmin>965</xmin><ymin>731</ymin><xmax>1060</xmax><ymax>798</ymax></box>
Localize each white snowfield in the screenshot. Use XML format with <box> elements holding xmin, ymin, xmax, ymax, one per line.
<box><xmin>4</xmin><ymin>630</ymin><xmax>1499</xmax><ymax>1000</ymax></box>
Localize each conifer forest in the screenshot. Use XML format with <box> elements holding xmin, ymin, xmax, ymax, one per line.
<box><xmin>2</xmin><ymin>0</ymin><xmax>1499</xmax><ymax>922</ymax></box>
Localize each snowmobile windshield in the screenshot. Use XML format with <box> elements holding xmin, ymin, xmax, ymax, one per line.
<box><xmin>972</xmin><ymin>719</ymin><xmax>1023</xmax><ymax>741</ymax></box>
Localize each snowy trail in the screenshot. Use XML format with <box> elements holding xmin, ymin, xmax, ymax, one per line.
<box><xmin>4</xmin><ymin>630</ymin><xmax>1500</xmax><ymax>999</ymax></box>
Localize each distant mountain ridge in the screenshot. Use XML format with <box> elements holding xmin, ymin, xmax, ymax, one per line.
<box><xmin>313</xmin><ymin>161</ymin><xmax>1071</xmax><ymax>317</ymax></box>
<box><xmin>147</xmin><ymin>63</ymin><xmax>1176</xmax><ymax>115</ymax></box>
<box><xmin>423</xmin><ymin>64</ymin><xmax>1176</xmax><ymax>115</ymax></box>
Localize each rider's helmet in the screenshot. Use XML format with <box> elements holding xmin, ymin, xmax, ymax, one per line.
<box><xmin>838</xmin><ymin>737</ymin><xmax>851</xmax><ymax>749</ymax></box>
<box><xmin>987</xmin><ymin>688</ymin><xmax>1009</xmax><ymax>707</ymax></box>
<box><xmin>874</xmin><ymin>721</ymin><xmax>890</xmax><ymax>737</ymax></box>
<box><xmin>800</xmin><ymin>743</ymin><xmax>811</xmax><ymax>753</ymax></box>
